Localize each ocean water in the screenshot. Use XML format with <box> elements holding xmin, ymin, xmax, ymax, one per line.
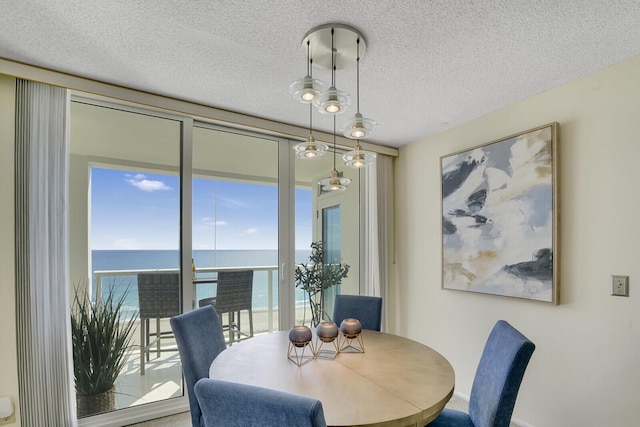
<box><xmin>92</xmin><ymin>249</ymin><xmax>311</xmax><ymax>317</ymax></box>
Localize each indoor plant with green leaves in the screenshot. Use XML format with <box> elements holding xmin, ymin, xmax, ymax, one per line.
<box><xmin>70</xmin><ymin>284</ymin><xmax>137</xmax><ymax>418</ymax></box>
<box><xmin>295</xmin><ymin>241</ymin><xmax>349</xmax><ymax>327</ymax></box>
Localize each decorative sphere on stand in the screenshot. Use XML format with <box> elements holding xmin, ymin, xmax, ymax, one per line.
<box><xmin>316</xmin><ymin>321</ymin><xmax>339</xmax><ymax>342</ymax></box>
<box><xmin>288</xmin><ymin>325</ymin><xmax>314</xmax><ymax>366</ymax></box>
<box><xmin>289</xmin><ymin>325</ymin><xmax>312</xmax><ymax>347</ymax></box>
<box><xmin>339</xmin><ymin>318</ymin><xmax>362</xmax><ymax>338</ymax></box>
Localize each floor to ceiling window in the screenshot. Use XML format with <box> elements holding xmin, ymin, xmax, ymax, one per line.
<box><xmin>68</xmin><ymin>94</ymin><xmax>362</xmax><ymax>425</ymax></box>
<box><xmin>69</xmin><ymin>99</ymin><xmax>185</xmax><ymax>419</ymax></box>
<box><xmin>191</xmin><ymin>124</ymin><xmax>280</xmax><ymax>338</ymax></box>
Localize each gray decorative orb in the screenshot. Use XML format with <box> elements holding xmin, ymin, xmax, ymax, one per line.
<box><xmin>316</xmin><ymin>321</ymin><xmax>339</xmax><ymax>342</ymax></box>
<box><xmin>289</xmin><ymin>325</ymin><xmax>312</xmax><ymax>347</ymax></box>
<box><xmin>340</xmin><ymin>318</ymin><xmax>362</xmax><ymax>338</ymax></box>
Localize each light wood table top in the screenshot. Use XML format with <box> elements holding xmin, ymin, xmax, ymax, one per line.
<box><xmin>209</xmin><ymin>329</ymin><xmax>455</xmax><ymax>427</ymax></box>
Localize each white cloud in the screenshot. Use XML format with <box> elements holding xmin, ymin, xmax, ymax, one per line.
<box><xmin>243</xmin><ymin>228</ymin><xmax>258</xmax><ymax>235</ymax></box>
<box><xmin>219</xmin><ymin>196</ymin><xmax>249</xmax><ymax>209</ymax></box>
<box><xmin>201</xmin><ymin>217</ymin><xmax>228</xmax><ymax>226</ymax></box>
<box><xmin>125</xmin><ymin>173</ymin><xmax>172</xmax><ymax>192</ymax></box>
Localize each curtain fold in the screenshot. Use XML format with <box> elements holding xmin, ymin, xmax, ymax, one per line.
<box><xmin>15</xmin><ymin>79</ymin><xmax>75</xmax><ymax>426</ymax></box>
<box><xmin>362</xmin><ymin>154</ymin><xmax>394</xmax><ymax>331</ymax></box>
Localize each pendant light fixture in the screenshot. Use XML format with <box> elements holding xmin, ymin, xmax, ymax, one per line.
<box><xmin>289</xmin><ymin>41</ymin><xmax>324</xmax><ymax>103</ymax></box>
<box><xmin>313</xmin><ymin>28</ymin><xmax>351</xmax><ymax>115</ymax></box>
<box><xmin>342</xmin><ymin>141</ymin><xmax>377</xmax><ymax>168</ymax></box>
<box><xmin>341</xmin><ymin>38</ymin><xmax>376</xmax><ymax>139</ymax></box>
<box><xmin>319</xmin><ymin>115</ymin><xmax>352</xmax><ymax>192</ymax></box>
<box><xmin>342</xmin><ymin>37</ymin><xmax>377</xmax><ymax>168</ymax></box>
<box><xmin>291</xmin><ymin>24</ymin><xmax>377</xmax><ymax>168</ymax></box>
<box><xmin>292</xmin><ymin>98</ymin><xmax>328</xmax><ymax>159</ymax></box>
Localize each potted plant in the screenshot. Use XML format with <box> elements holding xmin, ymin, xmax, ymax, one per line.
<box><xmin>295</xmin><ymin>241</ymin><xmax>349</xmax><ymax>327</ymax></box>
<box><xmin>70</xmin><ymin>284</ymin><xmax>136</xmax><ymax>418</ymax></box>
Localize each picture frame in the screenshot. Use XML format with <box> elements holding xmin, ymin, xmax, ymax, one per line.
<box><xmin>441</xmin><ymin>122</ymin><xmax>559</xmax><ymax>304</ymax></box>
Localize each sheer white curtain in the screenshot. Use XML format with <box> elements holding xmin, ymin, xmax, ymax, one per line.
<box><xmin>362</xmin><ymin>154</ymin><xmax>394</xmax><ymax>331</ymax></box>
<box><xmin>15</xmin><ymin>79</ymin><xmax>76</xmax><ymax>426</ymax></box>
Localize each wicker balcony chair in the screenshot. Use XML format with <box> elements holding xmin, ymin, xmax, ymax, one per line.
<box><xmin>137</xmin><ymin>272</ymin><xmax>181</xmax><ymax>375</ymax></box>
<box><xmin>199</xmin><ymin>270</ymin><xmax>254</xmax><ymax>345</ymax></box>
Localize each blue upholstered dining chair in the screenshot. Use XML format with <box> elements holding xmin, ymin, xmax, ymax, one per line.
<box><xmin>332</xmin><ymin>294</ymin><xmax>383</xmax><ymax>331</ymax></box>
<box><xmin>194</xmin><ymin>378</ymin><xmax>327</xmax><ymax>427</ymax></box>
<box><xmin>170</xmin><ymin>305</ymin><xmax>227</xmax><ymax>427</ymax></box>
<box><xmin>428</xmin><ymin>320</ymin><xmax>535</xmax><ymax>427</ymax></box>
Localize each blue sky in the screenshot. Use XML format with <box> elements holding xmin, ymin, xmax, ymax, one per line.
<box><xmin>91</xmin><ymin>168</ymin><xmax>312</xmax><ymax>250</ymax></box>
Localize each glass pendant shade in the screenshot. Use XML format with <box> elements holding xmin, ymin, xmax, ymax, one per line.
<box><xmin>289</xmin><ymin>75</ymin><xmax>323</xmax><ymax>103</ymax></box>
<box><xmin>342</xmin><ymin>143</ymin><xmax>377</xmax><ymax>168</ymax></box>
<box><xmin>293</xmin><ymin>135</ymin><xmax>329</xmax><ymax>159</ymax></box>
<box><xmin>319</xmin><ymin>168</ymin><xmax>352</xmax><ymax>192</ymax></box>
<box><xmin>292</xmin><ymin>24</ymin><xmax>374</xmax><ymax>173</ymax></box>
<box><xmin>314</xmin><ymin>86</ymin><xmax>351</xmax><ymax>114</ymax></box>
<box><xmin>342</xmin><ymin>112</ymin><xmax>376</xmax><ymax>139</ymax></box>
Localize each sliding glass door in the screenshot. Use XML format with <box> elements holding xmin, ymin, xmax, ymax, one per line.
<box><xmin>69</xmin><ymin>99</ymin><xmax>185</xmax><ymax>418</ymax></box>
<box><xmin>68</xmin><ymin>95</ymin><xmax>362</xmax><ymax>425</ymax></box>
<box><xmin>191</xmin><ymin>124</ymin><xmax>280</xmax><ymax>337</ymax></box>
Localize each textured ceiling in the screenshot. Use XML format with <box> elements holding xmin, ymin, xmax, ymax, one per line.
<box><xmin>2</xmin><ymin>1</ymin><xmax>640</xmax><ymax>148</ymax></box>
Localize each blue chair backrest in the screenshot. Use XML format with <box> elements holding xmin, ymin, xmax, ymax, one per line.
<box><xmin>194</xmin><ymin>378</ymin><xmax>327</xmax><ymax>427</ymax></box>
<box><xmin>332</xmin><ymin>294</ymin><xmax>382</xmax><ymax>331</ymax></box>
<box><xmin>170</xmin><ymin>305</ymin><xmax>227</xmax><ymax>427</ymax></box>
<box><xmin>469</xmin><ymin>320</ymin><xmax>535</xmax><ymax>427</ymax></box>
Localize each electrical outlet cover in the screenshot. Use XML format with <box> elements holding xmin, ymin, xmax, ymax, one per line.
<box><xmin>612</xmin><ymin>275</ymin><xmax>629</xmax><ymax>297</ymax></box>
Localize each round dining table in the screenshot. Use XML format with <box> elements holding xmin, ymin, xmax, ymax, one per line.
<box><xmin>209</xmin><ymin>329</ymin><xmax>455</xmax><ymax>426</ymax></box>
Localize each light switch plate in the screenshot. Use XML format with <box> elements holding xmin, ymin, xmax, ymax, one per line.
<box><xmin>612</xmin><ymin>275</ymin><xmax>629</xmax><ymax>297</ymax></box>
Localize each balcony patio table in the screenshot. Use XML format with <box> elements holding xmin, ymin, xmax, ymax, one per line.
<box><xmin>209</xmin><ymin>329</ymin><xmax>455</xmax><ymax>427</ymax></box>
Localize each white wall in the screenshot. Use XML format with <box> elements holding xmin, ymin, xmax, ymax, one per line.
<box><xmin>393</xmin><ymin>55</ymin><xmax>640</xmax><ymax>426</ymax></box>
<box><xmin>3</xmin><ymin>53</ymin><xmax>639</xmax><ymax>426</ymax></box>
<box><xmin>0</xmin><ymin>75</ymin><xmax>20</xmax><ymax>424</ymax></box>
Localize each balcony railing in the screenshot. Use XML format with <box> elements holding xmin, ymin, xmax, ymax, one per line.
<box><xmin>93</xmin><ymin>265</ymin><xmax>280</xmax><ymax>332</ymax></box>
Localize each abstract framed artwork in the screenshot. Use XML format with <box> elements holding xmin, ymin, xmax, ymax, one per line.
<box><xmin>441</xmin><ymin>123</ymin><xmax>559</xmax><ymax>304</ymax></box>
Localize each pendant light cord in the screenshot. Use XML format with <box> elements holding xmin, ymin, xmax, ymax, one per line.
<box><xmin>331</xmin><ymin>27</ymin><xmax>336</xmax><ymax>170</ymax></box>
<box><xmin>333</xmin><ymin>115</ymin><xmax>337</xmax><ymax>169</ymax></box>
<box><xmin>331</xmin><ymin>28</ymin><xmax>336</xmax><ymax>87</ymax></box>
<box><xmin>309</xmin><ymin>57</ymin><xmax>313</xmax><ymax>134</ymax></box>
<box><xmin>356</xmin><ymin>37</ymin><xmax>360</xmax><ymax>114</ymax></box>
<box><xmin>306</xmin><ymin>40</ymin><xmax>311</xmax><ymax>76</ymax></box>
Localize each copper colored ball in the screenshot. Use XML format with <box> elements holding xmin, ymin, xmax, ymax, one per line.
<box><xmin>340</xmin><ymin>318</ymin><xmax>362</xmax><ymax>338</ymax></box>
<box><xmin>316</xmin><ymin>321</ymin><xmax>339</xmax><ymax>342</ymax></box>
<box><xmin>289</xmin><ymin>325</ymin><xmax>312</xmax><ymax>347</ymax></box>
